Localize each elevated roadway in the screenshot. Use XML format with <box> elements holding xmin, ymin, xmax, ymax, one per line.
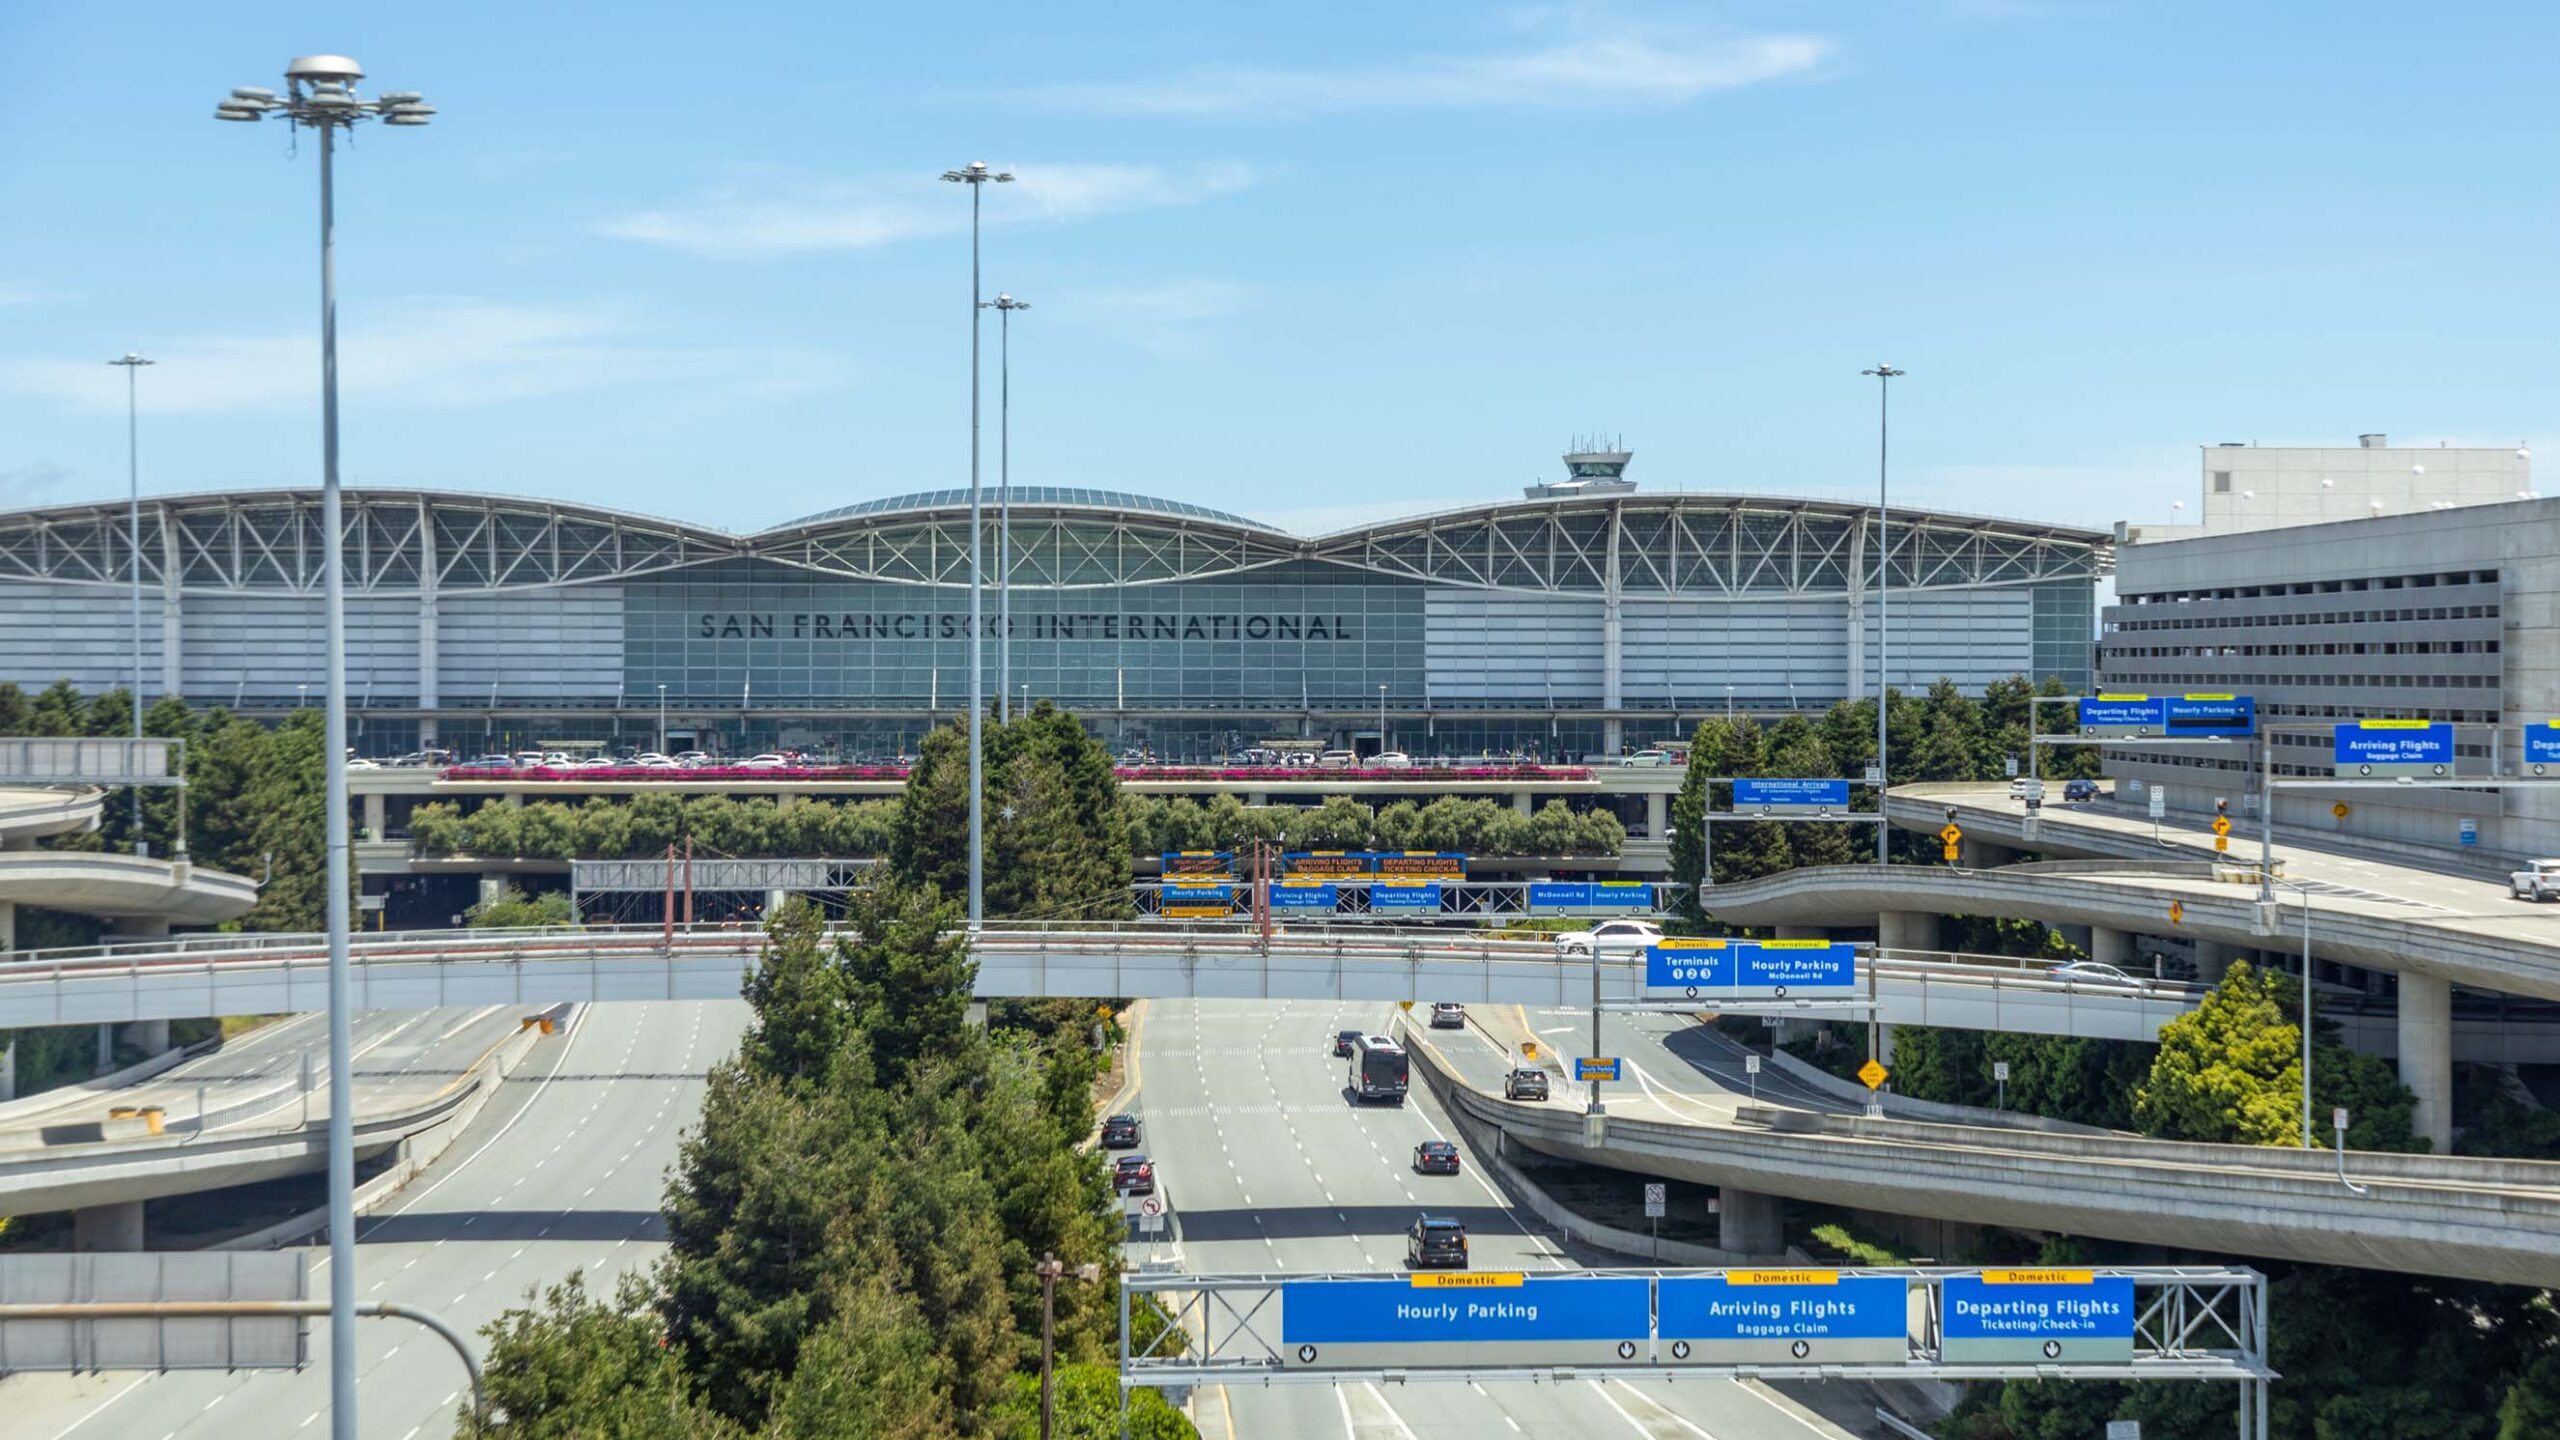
<box><xmin>0</xmin><ymin>1006</ymin><xmax>536</xmax><ymax>1240</ymax></box>
<box><xmin>1130</xmin><ymin>997</ymin><xmax>1872</xmax><ymax>1440</ymax></box>
<box><xmin>6</xmin><ymin>1000</ymin><xmax>746</xmax><ymax>1440</ymax></box>
<box><xmin>0</xmin><ymin>787</ymin><xmax>257</xmax><ymax>940</ymax></box>
<box><xmin>0</xmin><ymin>923</ymin><xmax>2203</xmax><ymax>1042</ymax></box>
<box><xmin>1418</xmin><ymin>1005</ymin><xmax>2560</xmax><ymax>1289</ymax></box>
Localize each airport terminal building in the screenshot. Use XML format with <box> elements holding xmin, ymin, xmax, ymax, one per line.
<box><xmin>0</xmin><ymin>460</ymin><xmax>2105</xmax><ymax>760</ymax></box>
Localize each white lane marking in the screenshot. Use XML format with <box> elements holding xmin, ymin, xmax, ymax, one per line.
<box><xmin>1585</xmin><ymin>1377</ymin><xmax>1692</xmax><ymax>1438</ymax></box>
<box><xmin>395</xmin><ymin>1005</ymin><xmax>588</xmax><ymax>1208</ymax></box>
<box><xmin>35</xmin><ymin>1377</ymin><xmax>144</xmax><ymax>1439</ymax></box>
<box><xmin>1730</xmin><ymin>1377</ymin><xmax>1865</xmax><ymax>1439</ymax></box>
<box><xmin>1608</xmin><ymin>1379</ymin><xmax>1722</xmax><ymax>1438</ymax></box>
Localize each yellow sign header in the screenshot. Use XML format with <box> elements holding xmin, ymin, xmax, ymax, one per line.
<box><xmin>1724</xmin><ymin>1270</ymin><xmax>1840</xmax><ymax>1286</ymax></box>
<box><xmin>2096</xmin><ymin>693</ymin><xmax>2151</xmax><ymax>701</ymax></box>
<box><xmin>2182</xmin><ymin>693</ymin><xmax>2236</xmax><ymax>701</ymax></box>
<box><xmin>1655</xmin><ymin>938</ymin><xmax>1731</xmax><ymax>950</ymax></box>
<box><xmin>2356</xmin><ymin>719</ymin><xmax>2432</xmax><ymax>729</ymax></box>
<box><xmin>1757</xmin><ymin>938</ymin><xmax>1830</xmax><ymax>949</ymax></box>
<box><xmin>1982</xmin><ymin>1268</ymin><xmax>2095</xmax><ymax>1285</ymax></box>
<box><xmin>1412</xmin><ymin>1272</ymin><xmax>1523</xmax><ymax>1289</ymax></box>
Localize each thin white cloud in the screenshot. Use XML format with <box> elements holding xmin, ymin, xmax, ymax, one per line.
<box><xmin>1021</xmin><ymin>33</ymin><xmax>1830</xmax><ymax>118</ymax></box>
<box><xmin>1068</xmin><ymin>279</ymin><xmax>1257</xmax><ymax>359</ymax></box>
<box><xmin>604</xmin><ymin>162</ymin><xmax>1254</xmax><ymax>261</ymax></box>
<box><xmin>0</xmin><ymin>297</ymin><xmax>846</xmax><ymax>415</ymax></box>
<box><xmin>0</xmin><ymin>283</ymin><xmax>74</xmax><ymax>308</ymax></box>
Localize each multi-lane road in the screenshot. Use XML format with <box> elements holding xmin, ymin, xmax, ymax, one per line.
<box><xmin>9</xmin><ymin>998</ymin><xmax>747</xmax><ymax>1440</ymax></box>
<box><xmin>1134</xmin><ymin>997</ymin><xmax>1874</xmax><ymax>1440</ymax></box>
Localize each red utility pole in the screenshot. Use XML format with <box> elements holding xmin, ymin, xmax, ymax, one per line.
<box><xmin>682</xmin><ymin>834</ymin><xmax>695</xmax><ymax>926</ymax></box>
<box><xmin>661</xmin><ymin>841</ymin><xmax>676</xmax><ymax>949</ymax></box>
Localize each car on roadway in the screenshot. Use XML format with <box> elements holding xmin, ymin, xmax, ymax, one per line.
<box><xmin>1374</xmin><ymin>751</ymin><xmax>1415</xmax><ymax>770</ymax></box>
<box><xmin>1554</xmin><ymin>919</ymin><xmax>1664</xmax><ymax>959</ymax></box>
<box><xmin>2064</xmin><ymin>778</ymin><xmax>2100</xmax><ymax>802</ymax></box>
<box><xmin>1618</xmin><ymin>749</ymin><xmax>1676</xmax><ymax>767</ymax></box>
<box><xmin>2008</xmin><ymin>777</ymin><xmax>2046</xmax><ymax>802</ymax></box>
<box><xmin>2512</xmin><ymin>859</ymin><xmax>2560</xmax><ymax>902</ymax></box>
<box><xmin>1503</xmin><ymin>1067</ymin><xmax>1549</xmax><ymax>1102</ymax></box>
<box><xmin>1332</xmin><ymin>1028</ymin><xmax>1364</xmax><ymax>1057</ymax></box>
<box><xmin>462</xmin><ymin>754</ymin><xmax>515</xmax><ymax>769</ymax></box>
<box><xmin>1413</xmin><ymin>1139</ymin><xmax>1462</xmax><ymax>1175</ymax></box>
<box><xmin>1111</xmin><ymin>1154</ymin><xmax>1156</xmax><ymax>1196</ymax></box>
<box><xmin>1406</xmin><ymin>1215</ymin><xmax>1468</xmax><ymax>1269</ymax></box>
<box><xmin>1100</xmin><ymin>1114</ymin><xmax>1141</xmax><ymax>1149</ymax></box>
<box><xmin>1429</xmin><ymin>1002</ymin><xmax>1465</xmax><ymax>1029</ymax></box>
<box><xmin>2048</xmin><ymin>960</ymin><xmax>2139</xmax><ymax>986</ymax></box>
<box><xmin>738</xmin><ymin>753</ymin><xmax>794</xmax><ymax>769</ymax></box>
<box><xmin>1315</xmin><ymin>750</ymin><xmax>1358</xmax><ymax>769</ymax></box>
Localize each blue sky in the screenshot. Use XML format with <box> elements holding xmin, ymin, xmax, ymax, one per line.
<box><xmin>2</xmin><ymin>1</ymin><xmax>2553</xmax><ymax>537</ymax></box>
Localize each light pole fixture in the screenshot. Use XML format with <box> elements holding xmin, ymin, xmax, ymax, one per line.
<box><xmin>217</xmin><ymin>55</ymin><xmax>433</xmax><ymax>1440</ymax></box>
<box><xmin>1862</xmin><ymin>364</ymin><xmax>1904</xmax><ymax>866</ymax></box>
<box><xmin>1035</xmin><ymin>1254</ymin><xmax>1102</xmax><ymax>1440</ymax></box>
<box><xmin>1379</xmin><ymin>683</ymin><xmax>1389</xmax><ymax>757</ymax></box>
<box><xmin>110</xmin><ymin>353</ymin><xmax>154</xmax><ymax>855</ymax></box>
<box><xmin>940</xmin><ymin>160</ymin><xmax>1013</xmax><ymax>930</ymax></box>
<box><xmin>981</xmin><ymin>292</ymin><xmax>1030</xmax><ymax>722</ymax></box>
<box><xmin>656</xmin><ymin>683</ymin><xmax>668</xmax><ymax>756</ymax></box>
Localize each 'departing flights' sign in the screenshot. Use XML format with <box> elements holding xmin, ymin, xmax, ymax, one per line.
<box><xmin>695</xmin><ymin>612</ymin><xmax>1359</xmax><ymax>642</ymax></box>
<box><xmin>1940</xmin><ymin>1271</ymin><xmax>2136</xmax><ymax>1363</ymax></box>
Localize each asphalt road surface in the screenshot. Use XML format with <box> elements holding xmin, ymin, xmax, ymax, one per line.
<box><xmin>10</xmin><ymin>998</ymin><xmax>748</xmax><ymax>1440</ymax></box>
<box><xmin>1134</xmin><ymin>998</ymin><xmax>1869</xmax><ymax>1440</ymax></box>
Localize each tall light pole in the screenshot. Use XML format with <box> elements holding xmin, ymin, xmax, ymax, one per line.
<box><xmin>1862</xmin><ymin>364</ymin><xmax>1903</xmax><ymax>865</ymax></box>
<box><xmin>983</xmin><ymin>292</ymin><xmax>1030</xmax><ymax>722</ymax></box>
<box><xmin>656</xmin><ymin>683</ymin><xmax>668</xmax><ymax>756</ymax></box>
<box><xmin>1379</xmin><ymin>684</ymin><xmax>1389</xmax><ymax>757</ymax></box>
<box><xmin>942</xmin><ymin>161</ymin><xmax>1012</xmax><ymax>929</ymax></box>
<box><xmin>217</xmin><ymin>58</ymin><xmax>433</xmax><ymax>1440</ymax></box>
<box><xmin>110</xmin><ymin>354</ymin><xmax>153</xmax><ymax>854</ymax></box>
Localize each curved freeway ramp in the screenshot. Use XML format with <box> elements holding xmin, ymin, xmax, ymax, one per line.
<box><xmin>1408</xmin><ymin>1010</ymin><xmax>2560</xmax><ymax>1289</ymax></box>
<box><xmin>0</xmin><ymin>787</ymin><xmax>105</xmax><ymax>847</ymax></box>
<box><xmin>0</xmin><ymin>851</ymin><xmax>257</xmax><ymax>928</ymax></box>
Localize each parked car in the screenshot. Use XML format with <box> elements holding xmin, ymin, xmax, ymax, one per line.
<box><xmin>1428</xmin><ymin>1002</ymin><xmax>1465</xmax><ymax>1030</ymax></box>
<box><xmin>1332</xmin><ymin>1028</ymin><xmax>1364</xmax><ymax>1058</ymax></box>
<box><xmin>463</xmin><ymin>754</ymin><xmax>515</xmax><ymax>769</ymax></box>
<box><xmin>1413</xmin><ymin>1139</ymin><xmax>1462</xmax><ymax>1175</ymax></box>
<box><xmin>2064</xmin><ymin>778</ymin><xmax>2100</xmax><ymax>803</ymax></box>
<box><xmin>1618</xmin><ymin>749</ymin><xmax>1675</xmax><ymax>767</ymax></box>
<box><xmin>1111</xmin><ymin>1154</ymin><xmax>1156</xmax><ymax>1196</ymax></box>
<box><xmin>1315</xmin><ymin>750</ymin><xmax>1358</xmax><ymax>769</ymax></box>
<box><xmin>1099</xmin><ymin>1114</ymin><xmax>1141</xmax><ymax>1149</ymax></box>
<box><xmin>1374</xmin><ymin>751</ymin><xmax>1414</xmax><ymax>770</ymax></box>
<box><xmin>2513</xmin><ymin>859</ymin><xmax>2560</xmax><ymax>902</ymax></box>
<box><xmin>1554</xmin><ymin>919</ymin><xmax>1664</xmax><ymax>959</ymax></box>
<box><xmin>2048</xmin><ymin>960</ymin><xmax>2139</xmax><ymax>987</ymax></box>
<box><xmin>1503</xmin><ymin>1067</ymin><xmax>1549</xmax><ymax>1102</ymax></box>
<box><xmin>738</xmin><ymin>754</ymin><xmax>793</xmax><ymax>770</ymax></box>
<box><xmin>1406</xmin><ymin>1215</ymin><xmax>1468</xmax><ymax>1269</ymax></box>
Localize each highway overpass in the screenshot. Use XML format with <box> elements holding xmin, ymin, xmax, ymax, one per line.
<box><xmin>1411</xmin><ymin>1007</ymin><xmax>2560</xmax><ymax>1290</ymax></box>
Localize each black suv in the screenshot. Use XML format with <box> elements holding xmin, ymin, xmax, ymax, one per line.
<box><xmin>1406</xmin><ymin>1215</ymin><xmax>1468</xmax><ymax>1269</ymax></box>
<box><xmin>1413</xmin><ymin>1139</ymin><xmax>1461</xmax><ymax>1175</ymax></box>
<box><xmin>1503</xmin><ymin>1067</ymin><xmax>1549</xmax><ymax>1102</ymax></box>
<box><xmin>1333</xmin><ymin>1029</ymin><xmax>1363</xmax><ymax>1057</ymax></box>
<box><xmin>1099</xmin><ymin>1114</ymin><xmax>1141</xmax><ymax>1149</ymax></box>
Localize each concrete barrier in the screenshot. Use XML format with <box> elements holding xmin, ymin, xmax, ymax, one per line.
<box><xmin>1761</xmin><ymin>1048</ymin><xmax>2120</xmax><ymax>1136</ymax></box>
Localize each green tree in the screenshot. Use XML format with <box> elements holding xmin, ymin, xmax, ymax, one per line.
<box><xmin>761</xmin><ymin>1279</ymin><xmax>962</xmax><ymax>1440</ymax></box>
<box><xmin>738</xmin><ymin>899</ymin><xmax>861</xmax><ymax>1088</ymax></box>
<box><xmin>465</xmin><ymin>884</ymin><xmax>573</xmax><ymax>929</ymax></box>
<box><xmin>993</xmin><ymin>1363</ymin><xmax>1198</xmax><ymax>1440</ymax></box>
<box><xmin>2501</xmin><ymin>1351</ymin><xmax>2560</xmax><ymax>1439</ymax></box>
<box><xmin>2135</xmin><ymin>961</ymin><xmax>2423</xmax><ymax>1151</ymax></box>
<box><xmin>474</xmin><ymin>1271</ymin><xmax>741</xmax><ymax>1440</ymax></box>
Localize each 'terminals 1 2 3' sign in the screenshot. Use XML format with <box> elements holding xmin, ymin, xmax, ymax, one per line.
<box><xmin>1646</xmin><ymin>939</ymin><xmax>1858</xmax><ymax>996</ymax></box>
<box><xmin>1281</xmin><ymin>1276</ymin><xmax>1653</xmax><ymax>1370</ymax></box>
<box><xmin>1940</xmin><ymin>1271</ymin><xmax>2136</xmax><ymax>1363</ymax></box>
<box><xmin>1656</xmin><ymin>1272</ymin><xmax>1909</xmax><ymax>1364</ymax></box>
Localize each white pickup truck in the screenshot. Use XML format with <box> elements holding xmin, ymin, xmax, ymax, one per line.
<box><xmin>2512</xmin><ymin>859</ymin><xmax>2560</xmax><ymax>901</ymax></box>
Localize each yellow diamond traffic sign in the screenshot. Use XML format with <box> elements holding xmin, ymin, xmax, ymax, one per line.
<box><xmin>2169</xmin><ymin>900</ymin><xmax>2184</xmax><ymax>925</ymax></box>
<box><xmin>1857</xmin><ymin>1059</ymin><xmax>1889</xmax><ymax>1090</ymax></box>
<box><xmin>2211</xmin><ymin>815</ymin><xmax>2231</xmax><ymax>836</ymax></box>
<box><xmin>1939</xmin><ymin>824</ymin><xmax>1962</xmax><ymax>843</ymax></box>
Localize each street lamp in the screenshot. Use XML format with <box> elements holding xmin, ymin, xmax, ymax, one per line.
<box><xmin>1035</xmin><ymin>1254</ymin><xmax>1102</xmax><ymax>1440</ymax></box>
<box><xmin>982</xmin><ymin>292</ymin><xmax>1030</xmax><ymax>722</ymax></box>
<box><xmin>110</xmin><ymin>354</ymin><xmax>154</xmax><ymax>855</ymax></box>
<box><xmin>656</xmin><ymin>683</ymin><xmax>668</xmax><ymax>756</ymax></box>
<box><xmin>1379</xmin><ymin>684</ymin><xmax>1389</xmax><ymax>757</ymax></box>
<box><xmin>217</xmin><ymin>55</ymin><xmax>433</xmax><ymax>1440</ymax></box>
<box><xmin>941</xmin><ymin>160</ymin><xmax>1013</xmax><ymax>930</ymax></box>
<box><xmin>2263</xmin><ymin>874</ymin><xmax>2319</xmax><ymax>1148</ymax></box>
<box><xmin>1862</xmin><ymin>364</ymin><xmax>1904</xmax><ymax>865</ymax></box>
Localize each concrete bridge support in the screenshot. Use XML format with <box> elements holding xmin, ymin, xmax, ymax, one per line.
<box><xmin>1716</xmin><ymin>1186</ymin><xmax>1784</xmax><ymax>1257</ymax></box>
<box><xmin>2399</xmin><ymin>972</ymin><xmax>2453</xmax><ymax>1152</ymax></box>
<box><xmin>1646</xmin><ymin>792</ymin><xmax>1668</xmax><ymax>840</ymax></box>
<box><xmin>2192</xmin><ymin>938</ymin><xmax>2240</xmax><ymax>986</ymax></box>
<box><xmin>72</xmin><ymin>1199</ymin><xmax>144</xmax><ymax>1252</ymax></box>
<box><xmin>2089</xmin><ymin>925</ymin><xmax>2133</xmax><ymax>968</ymax></box>
<box><xmin>1877</xmin><ymin>910</ymin><xmax>1941</xmax><ymax>953</ymax></box>
<box><xmin>116</xmin><ymin>917</ymin><xmax>173</xmax><ymax>1057</ymax></box>
<box><xmin>1957</xmin><ymin>838</ymin><xmax>2017</xmax><ymax>869</ymax></box>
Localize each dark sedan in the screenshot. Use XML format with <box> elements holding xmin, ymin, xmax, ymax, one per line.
<box><xmin>1413</xmin><ymin>1139</ymin><xmax>1462</xmax><ymax>1175</ymax></box>
<box><xmin>1111</xmin><ymin>1154</ymin><xmax>1156</xmax><ymax>1196</ymax></box>
<box><xmin>1100</xmin><ymin>1114</ymin><xmax>1141</xmax><ymax>1149</ymax></box>
<box><xmin>1333</xmin><ymin>1028</ymin><xmax>1363</xmax><ymax>1057</ymax></box>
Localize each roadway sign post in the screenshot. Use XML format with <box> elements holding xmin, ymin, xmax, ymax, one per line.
<box><xmin>1576</xmin><ymin>1057</ymin><xmax>1622</xmax><ymax>1083</ymax></box>
<box><xmin>1643</xmin><ymin>1183</ymin><xmax>1666</xmax><ymax>1218</ymax></box>
<box><xmin>1993</xmin><ymin>1059</ymin><xmax>2009</xmax><ymax>1111</ymax></box>
<box><xmin>2331</xmin><ymin>720</ymin><xmax>2455</xmax><ymax>779</ymax></box>
<box><xmin>1745</xmin><ymin>1052</ymin><xmax>1761</xmax><ymax>1101</ymax></box>
<box><xmin>1659</xmin><ymin>1271</ymin><xmax>1909</xmax><ymax>1364</ymax></box>
<box><xmin>1858</xmin><ymin>1058</ymin><xmax>1888</xmax><ymax>1114</ymax></box>
<box><xmin>1941</xmin><ymin>1269</ymin><xmax>2137</xmax><ymax>1363</ymax></box>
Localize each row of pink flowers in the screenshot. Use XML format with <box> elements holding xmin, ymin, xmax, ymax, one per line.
<box><xmin>438</xmin><ymin>763</ymin><xmax>1594</xmax><ymax>783</ymax></box>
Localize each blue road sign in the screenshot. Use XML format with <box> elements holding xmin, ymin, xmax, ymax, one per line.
<box><xmin>1589</xmin><ymin>881</ymin><xmax>1655</xmax><ymax>911</ymax></box>
<box><xmin>1368</xmin><ymin>880</ymin><xmax>1443</xmax><ymax>913</ymax></box>
<box><xmin>1731</xmin><ymin>778</ymin><xmax>1851</xmax><ymax>814</ymax></box>
<box><xmin>1270</xmin><ymin>881</ymin><xmax>1337</xmax><ymax>912</ymax></box>
<box><xmin>1941</xmin><ymin>1272</ymin><xmax>2136</xmax><ymax>1363</ymax></box>
<box><xmin>1527</xmin><ymin>881</ymin><xmax>1590</xmax><ymax>912</ymax></box>
<box><xmin>1657</xmin><ymin>1273</ymin><xmax>1910</xmax><ymax>1364</ymax></box>
<box><xmin>1281</xmin><ymin>1275</ymin><xmax>1652</xmax><ymax>1369</ymax></box>
<box><xmin>1576</xmin><ymin>1057</ymin><xmax>1622</xmax><ymax>1082</ymax></box>
<box><xmin>2333</xmin><ymin>720</ymin><xmax>2456</xmax><ymax>778</ymax></box>
<box><xmin>1160</xmin><ymin>883</ymin><xmax>1235</xmax><ymax>918</ymax></box>
<box><xmin>1647</xmin><ymin>940</ymin><xmax>1858</xmax><ymax>997</ymax></box>
<box><xmin>1160</xmin><ymin>850</ymin><xmax>1235</xmax><ymax>875</ymax></box>
<box><xmin>2163</xmin><ymin>694</ymin><xmax>2255</xmax><ymax>737</ymax></box>
<box><xmin>2077</xmin><ymin>696</ymin><xmax>2164</xmax><ymax>735</ymax></box>
<box><xmin>2527</xmin><ymin>722</ymin><xmax>2560</xmax><ymax>771</ymax></box>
